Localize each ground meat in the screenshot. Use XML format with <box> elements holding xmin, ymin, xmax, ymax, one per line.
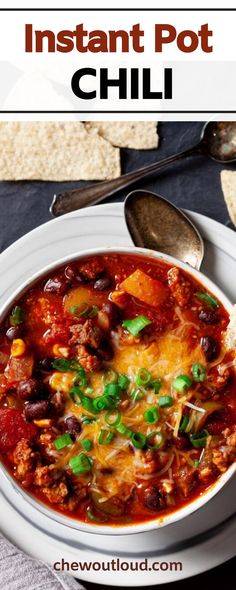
<box><xmin>175</xmin><ymin>466</ymin><xmax>197</xmax><ymax>497</ymax></box>
<box><xmin>207</xmin><ymin>366</ymin><xmax>230</xmax><ymax>391</ymax></box>
<box><xmin>224</xmin><ymin>426</ymin><xmax>236</xmax><ymax>447</ymax></box>
<box><xmin>168</xmin><ymin>267</ymin><xmax>192</xmax><ymax>308</ymax></box>
<box><xmin>70</xmin><ymin>320</ymin><xmax>102</xmax><ymax>349</ymax></box>
<box><xmin>198</xmin><ymin>466</ymin><xmax>214</xmax><ymax>483</ymax></box>
<box><xmin>38</xmin><ymin>432</ymin><xmax>58</xmax><ymax>461</ymax></box>
<box><xmin>79</xmin><ymin>259</ymin><xmax>104</xmax><ymax>281</ymax></box>
<box><xmin>76</xmin><ymin>345</ymin><xmax>101</xmax><ymax>372</ymax></box>
<box><xmin>13</xmin><ymin>439</ymin><xmax>36</xmax><ymax>483</ymax></box>
<box><xmin>34</xmin><ymin>465</ymin><xmax>54</xmax><ymax>487</ymax></box>
<box><xmin>65</xmin><ymin>495</ymin><xmax>80</xmax><ymax>511</ymax></box>
<box><xmin>41</xmin><ymin>481</ymin><xmax>68</xmax><ymax>504</ymax></box>
<box><xmin>212</xmin><ymin>449</ymin><xmax>229</xmax><ymax>472</ymax></box>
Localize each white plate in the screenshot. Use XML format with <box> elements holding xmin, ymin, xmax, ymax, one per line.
<box><xmin>0</xmin><ymin>203</ymin><xmax>236</xmax><ymax>586</ymax></box>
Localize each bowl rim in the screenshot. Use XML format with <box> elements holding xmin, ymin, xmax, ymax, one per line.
<box><xmin>0</xmin><ymin>245</ymin><xmax>235</xmax><ymax>536</ymax></box>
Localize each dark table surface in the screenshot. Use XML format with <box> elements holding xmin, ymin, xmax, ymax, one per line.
<box><xmin>0</xmin><ymin>121</ymin><xmax>235</xmax><ymax>587</ymax></box>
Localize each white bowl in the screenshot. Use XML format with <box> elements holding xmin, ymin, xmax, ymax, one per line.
<box><xmin>0</xmin><ymin>246</ymin><xmax>235</xmax><ymax>536</ymax></box>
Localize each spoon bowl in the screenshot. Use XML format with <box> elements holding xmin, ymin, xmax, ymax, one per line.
<box><xmin>200</xmin><ymin>121</ymin><xmax>236</xmax><ymax>162</ymax></box>
<box><xmin>125</xmin><ymin>190</ymin><xmax>204</xmax><ymax>270</ymax></box>
<box><xmin>51</xmin><ymin>121</ymin><xmax>236</xmax><ymax>217</ymax></box>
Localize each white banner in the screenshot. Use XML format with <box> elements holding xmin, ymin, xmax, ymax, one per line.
<box><xmin>0</xmin><ymin>8</ymin><xmax>236</xmax><ymax>120</ymax></box>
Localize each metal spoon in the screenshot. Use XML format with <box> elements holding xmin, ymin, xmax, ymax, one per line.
<box><xmin>51</xmin><ymin>121</ymin><xmax>236</xmax><ymax>217</ymax></box>
<box><xmin>125</xmin><ymin>189</ymin><xmax>204</xmax><ymax>270</ymax></box>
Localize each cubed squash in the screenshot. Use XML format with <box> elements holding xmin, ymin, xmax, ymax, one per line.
<box><xmin>120</xmin><ymin>269</ymin><xmax>167</xmax><ymax>307</ymax></box>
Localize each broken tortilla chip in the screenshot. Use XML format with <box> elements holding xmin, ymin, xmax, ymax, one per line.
<box><xmin>85</xmin><ymin>121</ymin><xmax>158</xmax><ymax>150</ymax></box>
<box><xmin>221</xmin><ymin>170</ymin><xmax>236</xmax><ymax>225</ymax></box>
<box><xmin>0</xmin><ymin>122</ymin><xmax>120</xmax><ymax>181</ymax></box>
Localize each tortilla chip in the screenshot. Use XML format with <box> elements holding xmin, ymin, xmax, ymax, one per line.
<box><xmin>225</xmin><ymin>304</ymin><xmax>236</xmax><ymax>350</ymax></box>
<box><xmin>221</xmin><ymin>170</ymin><xmax>236</xmax><ymax>225</ymax></box>
<box><xmin>0</xmin><ymin>122</ymin><xmax>120</xmax><ymax>181</ymax></box>
<box><xmin>85</xmin><ymin>122</ymin><xmax>158</xmax><ymax>150</ymax></box>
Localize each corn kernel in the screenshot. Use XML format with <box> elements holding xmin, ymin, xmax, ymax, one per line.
<box><xmin>49</xmin><ymin>371</ymin><xmax>74</xmax><ymax>393</ymax></box>
<box><xmin>11</xmin><ymin>339</ymin><xmax>26</xmax><ymax>357</ymax></box>
<box><xmin>52</xmin><ymin>344</ymin><xmax>69</xmax><ymax>357</ymax></box>
<box><xmin>33</xmin><ymin>419</ymin><xmax>53</xmax><ymax>428</ymax></box>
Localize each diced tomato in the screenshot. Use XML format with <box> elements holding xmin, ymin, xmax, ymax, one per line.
<box><xmin>5</xmin><ymin>354</ymin><xmax>34</xmax><ymax>384</ymax></box>
<box><xmin>43</xmin><ymin>324</ymin><xmax>70</xmax><ymax>345</ymax></box>
<box><xmin>0</xmin><ymin>408</ymin><xmax>37</xmax><ymax>451</ymax></box>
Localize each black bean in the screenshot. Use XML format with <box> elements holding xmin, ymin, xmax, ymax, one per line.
<box><xmin>201</xmin><ymin>335</ymin><xmax>219</xmax><ymax>362</ymax></box>
<box><xmin>44</xmin><ymin>277</ymin><xmax>68</xmax><ymax>295</ymax></box>
<box><xmin>199</xmin><ymin>310</ymin><xmax>219</xmax><ymax>324</ymax></box>
<box><xmin>6</xmin><ymin>326</ymin><xmax>23</xmax><ymax>341</ymax></box>
<box><xmin>97</xmin><ymin>339</ymin><xmax>114</xmax><ymax>361</ymax></box>
<box><xmin>62</xmin><ymin>415</ymin><xmax>81</xmax><ymax>436</ymax></box>
<box><xmin>102</xmin><ymin>301</ymin><xmax>120</xmax><ymax>326</ymax></box>
<box><xmin>24</xmin><ymin>400</ymin><xmax>50</xmax><ymax>421</ymax></box>
<box><xmin>143</xmin><ymin>486</ymin><xmax>163</xmax><ymax>511</ymax></box>
<box><xmin>64</xmin><ymin>265</ymin><xmax>83</xmax><ymax>284</ymax></box>
<box><xmin>94</xmin><ymin>276</ymin><xmax>111</xmax><ymax>291</ymax></box>
<box><xmin>38</xmin><ymin>357</ymin><xmax>54</xmax><ymax>372</ymax></box>
<box><xmin>17</xmin><ymin>378</ymin><xmax>44</xmax><ymax>401</ymax></box>
<box><xmin>64</xmin><ymin>265</ymin><xmax>76</xmax><ymax>281</ymax></box>
<box><xmin>50</xmin><ymin>391</ymin><xmax>65</xmax><ymax>415</ymax></box>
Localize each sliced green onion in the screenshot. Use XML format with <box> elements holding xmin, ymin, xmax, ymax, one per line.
<box><xmin>122</xmin><ymin>315</ymin><xmax>152</xmax><ymax>337</ymax></box>
<box><xmin>148</xmin><ymin>379</ymin><xmax>162</xmax><ymax>395</ymax></box>
<box><xmin>52</xmin><ymin>358</ymin><xmax>81</xmax><ymax>373</ymax></box>
<box><xmin>70</xmin><ymin>303</ymin><xmax>90</xmax><ymax>317</ymax></box>
<box><xmin>131</xmin><ymin>388</ymin><xmax>143</xmax><ymax>402</ymax></box>
<box><xmin>103</xmin><ymin>383</ymin><xmax>121</xmax><ymax>398</ymax></box>
<box><xmin>69</xmin><ymin>452</ymin><xmax>93</xmax><ymax>475</ymax></box>
<box><xmin>131</xmin><ymin>431</ymin><xmax>146</xmax><ymax>449</ymax></box>
<box><xmin>54</xmin><ymin>433</ymin><xmax>73</xmax><ymax>450</ymax></box>
<box><xmin>172</xmin><ymin>374</ymin><xmax>192</xmax><ymax>393</ymax></box>
<box><xmin>81</xmin><ymin>438</ymin><xmax>92</xmax><ymax>452</ymax></box>
<box><xmin>190</xmin><ymin>429</ymin><xmax>209</xmax><ymax>448</ymax></box>
<box><xmin>191</xmin><ymin>363</ymin><xmax>206</xmax><ymax>383</ymax></box>
<box><xmin>70</xmin><ymin>303</ymin><xmax>99</xmax><ymax>318</ymax></box>
<box><xmin>88</xmin><ymin>306</ymin><xmax>99</xmax><ymax>318</ymax></box>
<box><xmin>105</xmin><ymin>409</ymin><xmax>121</xmax><ymax>427</ymax></box>
<box><xmin>195</xmin><ymin>291</ymin><xmax>219</xmax><ymax>309</ymax></box>
<box><xmin>73</xmin><ymin>370</ymin><xmax>87</xmax><ymax>388</ymax></box>
<box><xmin>93</xmin><ymin>395</ymin><xmax>114</xmax><ymax>412</ymax></box>
<box><xmin>70</xmin><ymin>387</ymin><xmax>98</xmax><ymax>414</ymax></box>
<box><xmin>158</xmin><ymin>396</ymin><xmax>173</xmax><ymax>408</ymax></box>
<box><xmin>103</xmin><ymin>369</ymin><xmax>118</xmax><ymax>385</ymax></box>
<box><xmin>118</xmin><ymin>374</ymin><xmax>130</xmax><ymax>390</ymax></box>
<box><xmin>69</xmin><ymin>389</ymin><xmax>81</xmax><ymax>405</ymax></box>
<box><xmin>81</xmin><ymin>416</ymin><xmax>97</xmax><ymax>424</ymax></box>
<box><xmin>193</xmin><ymin>459</ymin><xmax>200</xmax><ymax>467</ymax></box>
<box><xmin>53</xmin><ymin>358</ymin><xmax>72</xmax><ymax>372</ymax></box>
<box><xmin>179</xmin><ymin>415</ymin><xmax>189</xmax><ymax>432</ymax></box>
<box><xmin>146</xmin><ymin>431</ymin><xmax>164</xmax><ymax>449</ymax></box>
<box><xmin>87</xmin><ymin>506</ymin><xmax>107</xmax><ymax>522</ymax></box>
<box><xmin>9</xmin><ymin>305</ymin><xmax>24</xmax><ymax>326</ymax></box>
<box><xmin>69</xmin><ymin>359</ymin><xmax>81</xmax><ymax>371</ymax></box>
<box><xmin>143</xmin><ymin>405</ymin><xmax>160</xmax><ymax>424</ymax></box>
<box><xmin>98</xmin><ymin>429</ymin><xmax>115</xmax><ymax>445</ymax></box>
<box><xmin>115</xmin><ymin>423</ymin><xmax>133</xmax><ymax>438</ymax></box>
<box><xmin>136</xmin><ymin>368</ymin><xmax>151</xmax><ymax>387</ymax></box>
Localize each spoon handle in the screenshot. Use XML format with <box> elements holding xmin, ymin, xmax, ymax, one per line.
<box><xmin>51</xmin><ymin>145</ymin><xmax>198</xmax><ymax>216</ymax></box>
